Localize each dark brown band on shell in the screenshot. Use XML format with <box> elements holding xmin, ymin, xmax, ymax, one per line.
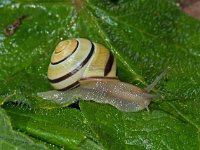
<box><xmin>104</xmin><ymin>52</ymin><xmax>114</xmax><ymax>76</ymax></box>
<box><xmin>58</xmin><ymin>81</ymin><xmax>80</xmax><ymax>91</ymax></box>
<box><xmin>51</xmin><ymin>40</ymin><xmax>79</xmax><ymax>65</ymax></box>
<box><xmin>48</xmin><ymin>42</ymin><xmax>95</xmax><ymax>83</ymax></box>
<box><xmin>80</xmin><ymin>77</ymin><xmax>118</xmax><ymax>81</ymax></box>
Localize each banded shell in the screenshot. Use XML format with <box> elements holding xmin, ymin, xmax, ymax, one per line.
<box><xmin>38</xmin><ymin>38</ymin><xmax>169</xmax><ymax>112</ymax></box>
<box><xmin>48</xmin><ymin>38</ymin><xmax>117</xmax><ymax>91</ymax></box>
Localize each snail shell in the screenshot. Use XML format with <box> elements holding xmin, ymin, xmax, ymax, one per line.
<box><xmin>38</xmin><ymin>38</ymin><xmax>167</xmax><ymax>112</ymax></box>
<box><xmin>48</xmin><ymin>38</ymin><xmax>116</xmax><ymax>90</ymax></box>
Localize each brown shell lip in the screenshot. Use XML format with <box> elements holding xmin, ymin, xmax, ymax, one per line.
<box><xmin>80</xmin><ymin>77</ymin><xmax>119</xmax><ymax>81</ymax></box>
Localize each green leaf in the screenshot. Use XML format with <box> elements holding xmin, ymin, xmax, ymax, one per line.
<box><xmin>0</xmin><ymin>107</ymin><xmax>48</xmax><ymax>149</ymax></box>
<box><xmin>80</xmin><ymin>101</ymin><xmax>199</xmax><ymax>149</ymax></box>
<box><xmin>0</xmin><ymin>0</ymin><xmax>200</xmax><ymax>149</ymax></box>
<box><xmin>3</xmin><ymin>102</ymin><xmax>102</xmax><ymax>150</ymax></box>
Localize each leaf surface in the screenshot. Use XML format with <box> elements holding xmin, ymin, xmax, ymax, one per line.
<box><xmin>0</xmin><ymin>108</ymin><xmax>48</xmax><ymax>150</ymax></box>
<box><xmin>0</xmin><ymin>0</ymin><xmax>200</xmax><ymax>149</ymax></box>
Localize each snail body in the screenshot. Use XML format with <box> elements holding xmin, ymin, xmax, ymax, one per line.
<box><xmin>38</xmin><ymin>38</ymin><xmax>167</xmax><ymax>112</ymax></box>
<box><xmin>39</xmin><ymin>79</ymin><xmax>155</xmax><ymax>112</ymax></box>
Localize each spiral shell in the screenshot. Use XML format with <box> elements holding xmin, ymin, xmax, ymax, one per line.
<box><xmin>48</xmin><ymin>38</ymin><xmax>117</xmax><ymax>91</ymax></box>
<box><xmin>38</xmin><ymin>38</ymin><xmax>169</xmax><ymax>112</ymax></box>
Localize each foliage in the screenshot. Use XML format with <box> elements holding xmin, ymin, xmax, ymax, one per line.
<box><xmin>0</xmin><ymin>0</ymin><xmax>200</xmax><ymax>149</ymax></box>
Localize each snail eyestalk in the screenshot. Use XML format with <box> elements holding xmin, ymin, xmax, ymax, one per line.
<box><xmin>144</xmin><ymin>67</ymin><xmax>171</xmax><ymax>93</ymax></box>
<box><xmin>38</xmin><ymin>38</ymin><xmax>169</xmax><ymax>112</ymax></box>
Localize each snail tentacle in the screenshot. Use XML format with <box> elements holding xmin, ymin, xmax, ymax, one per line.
<box><xmin>145</xmin><ymin>67</ymin><xmax>171</xmax><ymax>92</ymax></box>
<box><xmin>38</xmin><ymin>79</ymin><xmax>155</xmax><ymax>112</ymax></box>
<box><xmin>37</xmin><ymin>38</ymin><xmax>167</xmax><ymax>112</ymax></box>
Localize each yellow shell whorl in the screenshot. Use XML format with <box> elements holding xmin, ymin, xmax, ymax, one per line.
<box><xmin>82</xmin><ymin>43</ymin><xmax>116</xmax><ymax>78</ymax></box>
<box><xmin>48</xmin><ymin>38</ymin><xmax>117</xmax><ymax>90</ymax></box>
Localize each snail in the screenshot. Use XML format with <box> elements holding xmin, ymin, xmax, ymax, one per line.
<box><xmin>38</xmin><ymin>38</ymin><xmax>169</xmax><ymax>112</ymax></box>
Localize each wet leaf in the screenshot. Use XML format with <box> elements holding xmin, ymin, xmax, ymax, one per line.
<box><xmin>0</xmin><ymin>0</ymin><xmax>200</xmax><ymax>149</ymax></box>
<box><xmin>0</xmin><ymin>108</ymin><xmax>48</xmax><ymax>149</ymax></box>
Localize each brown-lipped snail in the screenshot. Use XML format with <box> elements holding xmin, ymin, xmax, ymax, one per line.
<box><xmin>38</xmin><ymin>38</ymin><xmax>169</xmax><ymax>112</ymax></box>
